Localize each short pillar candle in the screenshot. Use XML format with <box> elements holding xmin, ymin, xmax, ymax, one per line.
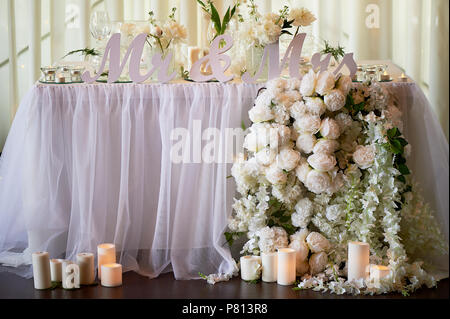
<box><xmin>50</xmin><ymin>258</ymin><xmax>63</xmax><ymax>282</ymax></box>
<box><xmin>97</xmin><ymin>243</ymin><xmax>116</xmax><ymax>279</ymax></box>
<box><xmin>261</xmin><ymin>252</ymin><xmax>277</xmax><ymax>283</ymax></box>
<box><xmin>32</xmin><ymin>252</ymin><xmax>52</xmax><ymax>290</ymax></box>
<box><xmin>101</xmin><ymin>263</ymin><xmax>123</xmax><ymax>287</ymax></box>
<box><xmin>240</xmin><ymin>256</ymin><xmax>262</xmax><ymax>281</ymax></box>
<box><xmin>347</xmin><ymin>241</ymin><xmax>370</xmax><ymax>281</ymax></box>
<box><xmin>277</xmin><ymin>248</ymin><xmax>296</xmax><ymax>286</ymax></box>
<box><xmin>77</xmin><ymin>252</ymin><xmax>95</xmax><ymax>285</ymax></box>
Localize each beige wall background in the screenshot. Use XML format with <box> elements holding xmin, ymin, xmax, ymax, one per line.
<box><xmin>0</xmin><ymin>0</ymin><xmax>448</xmax><ymax>152</ymax></box>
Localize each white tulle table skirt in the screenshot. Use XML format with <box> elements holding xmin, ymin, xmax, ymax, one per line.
<box><xmin>0</xmin><ymin>81</ymin><xmax>448</xmax><ymax>279</ymax></box>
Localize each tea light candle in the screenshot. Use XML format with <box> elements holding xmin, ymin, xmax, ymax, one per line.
<box><xmin>56</xmin><ymin>76</ymin><xmax>66</xmax><ymax>83</ymax></box>
<box><xmin>32</xmin><ymin>252</ymin><xmax>52</xmax><ymax>290</ymax></box>
<box><xmin>398</xmin><ymin>73</ymin><xmax>408</xmax><ymax>82</ymax></box>
<box><xmin>97</xmin><ymin>243</ymin><xmax>116</xmax><ymax>279</ymax></box>
<box><xmin>101</xmin><ymin>263</ymin><xmax>123</xmax><ymax>287</ymax></box>
<box><xmin>240</xmin><ymin>255</ymin><xmax>262</xmax><ymax>281</ymax></box>
<box><xmin>261</xmin><ymin>252</ymin><xmax>277</xmax><ymax>283</ymax></box>
<box><xmin>70</xmin><ymin>70</ymin><xmax>83</xmax><ymax>82</ymax></box>
<box><xmin>77</xmin><ymin>252</ymin><xmax>95</xmax><ymax>285</ymax></box>
<box><xmin>347</xmin><ymin>241</ymin><xmax>370</xmax><ymax>282</ymax></box>
<box><xmin>50</xmin><ymin>258</ymin><xmax>63</xmax><ymax>282</ymax></box>
<box><xmin>380</xmin><ymin>71</ymin><xmax>390</xmax><ymax>81</ymax></box>
<box><xmin>277</xmin><ymin>248</ymin><xmax>296</xmax><ymax>285</ymax></box>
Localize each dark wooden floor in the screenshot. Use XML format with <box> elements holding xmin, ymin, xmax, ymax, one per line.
<box><xmin>0</xmin><ymin>268</ymin><xmax>448</xmax><ymax>299</ymax></box>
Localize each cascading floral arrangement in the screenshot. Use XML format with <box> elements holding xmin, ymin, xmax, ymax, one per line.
<box><xmin>224</xmin><ymin>71</ymin><xmax>448</xmax><ymax>295</ymax></box>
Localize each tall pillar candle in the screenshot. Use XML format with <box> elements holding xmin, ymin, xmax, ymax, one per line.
<box><xmin>277</xmin><ymin>248</ymin><xmax>296</xmax><ymax>285</ymax></box>
<box><xmin>77</xmin><ymin>253</ymin><xmax>95</xmax><ymax>285</ymax></box>
<box><xmin>97</xmin><ymin>243</ymin><xmax>116</xmax><ymax>279</ymax></box>
<box><xmin>261</xmin><ymin>252</ymin><xmax>277</xmax><ymax>283</ymax></box>
<box><xmin>347</xmin><ymin>241</ymin><xmax>370</xmax><ymax>281</ymax></box>
<box><xmin>101</xmin><ymin>263</ymin><xmax>123</xmax><ymax>287</ymax></box>
<box><xmin>50</xmin><ymin>258</ymin><xmax>63</xmax><ymax>282</ymax></box>
<box><xmin>240</xmin><ymin>256</ymin><xmax>262</xmax><ymax>281</ymax></box>
<box><xmin>32</xmin><ymin>252</ymin><xmax>51</xmax><ymax>289</ymax></box>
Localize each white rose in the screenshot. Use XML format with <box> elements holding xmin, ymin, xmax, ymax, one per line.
<box><xmin>272</xmin><ymin>226</ymin><xmax>289</xmax><ymax>250</ymax></box>
<box><xmin>306</xmin><ymin>232</ymin><xmax>331</xmax><ymax>253</ymax></box>
<box><xmin>294</xmin><ymin>115</ymin><xmax>321</xmax><ymax>134</ymax></box>
<box><xmin>277</xmin><ymin>148</ymin><xmax>301</xmax><ymax>171</ymax></box>
<box><xmin>309</xmin><ymin>252</ymin><xmax>328</xmax><ymax>275</ymax></box>
<box><xmin>296</xmin><ymin>134</ymin><xmax>316</xmax><ymax>154</ymax></box>
<box><xmin>312</xmin><ymin>139</ymin><xmax>340</xmax><ymax>154</ymax></box>
<box><xmin>307</xmin><ymin>153</ymin><xmax>337</xmax><ymax>172</ymax></box>
<box><xmin>336</xmin><ymin>75</ymin><xmax>352</xmax><ymax>97</ymax></box>
<box><xmin>304</xmin><ymin>97</ymin><xmax>326</xmax><ymax>116</ymax></box>
<box><xmin>269</xmin><ymin>124</ymin><xmax>292</xmax><ymax>149</ymax></box>
<box><xmin>353</xmin><ymin>145</ymin><xmax>375</xmax><ymax>169</ymax></box>
<box><xmin>255</xmin><ymin>148</ymin><xmax>277</xmax><ymax>166</ymax></box>
<box><xmin>325</xmin><ymin>204</ymin><xmax>344</xmax><ymax>222</ymax></box>
<box><xmin>290</xmin><ymin>101</ymin><xmax>308</xmax><ymax>120</ymax></box>
<box><xmin>295</xmin><ymin>158</ymin><xmax>312</xmax><ymax>183</ymax></box>
<box><xmin>328</xmin><ymin>172</ymin><xmax>344</xmax><ymax>194</ymax></box>
<box><xmin>243</xmin><ymin>125</ymin><xmax>270</xmax><ymax>152</ymax></box>
<box><xmin>265</xmin><ymin>162</ymin><xmax>287</xmax><ymax>184</ymax></box>
<box><xmin>335</xmin><ymin>113</ymin><xmax>353</xmax><ymax>133</ymax></box>
<box><xmin>300</xmin><ymin>70</ymin><xmax>317</xmax><ymax>97</ymax></box>
<box><xmin>249</xmin><ymin>104</ymin><xmax>274</xmax><ymax>123</ymax></box>
<box><xmin>320</xmin><ymin>118</ymin><xmax>341</xmax><ymax>140</ymax></box>
<box><xmin>291</xmin><ymin>198</ymin><xmax>314</xmax><ymax>228</ymax></box>
<box><xmin>315</xmin><ymin>71</ymin><xmax>335</xmax><ymax>96</ymax></box>
<box><xmin>324</xmin><ymin>89</ymin><xmax>346</xmax><ymax>112</ymax></box>
<box><xmin>305</xmin><ymin>170</ymin><xmax>331</xmax><ymax>194</ymax></box>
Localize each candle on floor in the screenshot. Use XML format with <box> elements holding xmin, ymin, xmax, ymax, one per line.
<box><xmin>32</xmin><ymin>252</ymin><xmax>52</xmax><ymax>290</ymax></box>
<box><xmin>101</xmin><ymin>263</ymin><xmax>123</xmax><ymax>287</ymax></box>
<box><xmin>240</xmin><ymin>255</ymin><xmax>262</xmax><ymax>281</ymax></box>
<box><xmin>398</xmin><ymin>73</ymin><xmax>408</xmax><ymax>82</ymax></box>
<box><xmin>77</xmin><ymin>252</ymin><xmax>95</xmax><ymax>285</ymax></box>
<box><xmin>97</xmin><ymin>243</ymin><xmax>116</xmax><ymax>279</ymax></box>
<box><xmin>62</xmin><ymin>260</ymin><xmax>80</xmax><ymax>289</ymax></box>
<box><xmin>347</xmin><ymin>241</ymin><xmax>370</xmax><ymax>282</ymax></box>
<box><xmin>380</xmin><ymin>71</ymin><xmax>390</xmax><ymax>81</ymax></box>
<box><xmin>261</xmin><ymin>252</ymin><xmax>277</xmax><ymax>283</ymax></box>
<box><xmin>277</xmin><ymin>248</ymin><xmax>296</xmax><ymax>285</ymax></box>
<box><xmin>50</xmin><ymin>258</ymin><xmax>63</xmax><ymax>282</ymax></box>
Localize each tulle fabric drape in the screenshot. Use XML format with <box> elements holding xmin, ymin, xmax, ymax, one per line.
<box><xmin>0</xmin><ymin>82</ymin><xmax>448</xmax><ymax>279</ymax></box>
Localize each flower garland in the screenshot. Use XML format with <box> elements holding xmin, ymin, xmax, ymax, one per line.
<box><xmin>213</xmin><ymin>72</ymin><xmax>448</xmax><ymax>295</ymax></box>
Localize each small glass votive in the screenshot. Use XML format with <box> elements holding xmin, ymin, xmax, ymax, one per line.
<box><xmin>355</xmin><ymin>65</ymin><xmax>364</xmax><ymax>82</ymax></box>
<box><xmin>40</xmin><ymin>67</ymin><xmax>57</xmax><ymax>82</ymax></box>
<box><xmin>376</xmin><ymin>64</ymin><xmax>388</xmax><ymax>81</ymax></box>
<box><xmin>365</xmin><ymin>69</ymin><xmax>377</xmax><ymax>82</ymax></box>
<box><xmin>70</xmin><ymin>68</ymin><xmax>84</xmax><ymax>82</ymax></box>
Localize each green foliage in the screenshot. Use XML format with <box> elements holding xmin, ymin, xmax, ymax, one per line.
<box><xmin>382</xmin><ymin>128</ymin><xmax>410</xmax><ymax>185</ymax></box>
<box><xmin>245</xmin><ymin>279</ymin><xmax>261</xmax><ymax>284</ymax></box>
<box><xmin>344</xmin><ymin>93</ymin><xmax>365</xmax><ymax>117</ymax></box>
<box><xmin>198</xmin><ymin>272</ymin><xmax>208</xmax><ymax>280</ymax></box>
<box><xmin>197</xmin><ymin>0</ymin><xmax>236</xmax><ymax>40</ymax></box>
<box><xmin>62</xmin><ymin>48</ymin><xmax>99</xmax><ymax>59</ymax></box>
<box><xmin>224</xmin><ymin>231</ymin><xmax>245</xmax><ymax>247</ymax></box>
<box><xmin>266</xmin><ymin>198</ymin><xmax>297</xmax><ymax>235</ymax></box>
<box><xmin>321</xmin><ymin>40</ymin><xmax>346</xmax><ymax>62</ymax></box>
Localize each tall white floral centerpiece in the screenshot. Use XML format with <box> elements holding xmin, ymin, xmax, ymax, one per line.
<box><xmin>224</xmin><ymin>72</ymin><xmax>448</xmax><ymax>295</ymax></box>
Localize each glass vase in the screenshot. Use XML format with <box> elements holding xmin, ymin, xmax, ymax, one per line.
<box><xmin>246</xmin><ymin>45</ymin><xmax>268</xmax><ymax>81</ymax></box>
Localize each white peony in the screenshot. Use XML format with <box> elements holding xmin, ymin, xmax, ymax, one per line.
<box><xmin>296</xmin><ymin>134</ymin><xmax>317</xmax><ymax>154</ymax></box>
<box><xmin>327</xmin><ymin>171</ymin><xmax>345</xmax><ymax>194</ymax></box>
<box><xmin>315</xmin><ymin>71</ymin><xmax>335</xmax><ymax>96</ymax></box>
<box><xmin>276</xmin><ymin>90</ymin><xmax>301</xmax><ymax>108</ymax></box>
<box><xmin>305</xmin><ymin>170</ymin><xmax>331</xmax><ymax>194</ymax></box>
<box><xmin>269</xmin><ymin>124</ymin><xmax>292</xmax><ymax>150</ymax></box>
<box><xmin>353</xmin><ymin>145</ymin><xmax>375</xmax><ymax>169</ymax></box>
<box><xmin>243</xmin><ymin>127</ymin><xmax>269</xmax><ymax>152</ymax></box>
<box><xmin>255</xmin><ymin>148</ymin><xmax>277</xmax><ymax>166</ymax></box>
<box><xmin>324</xmin><ymin>89</ymin><xmax>346</xmax><ymax>112</ymax></box>
<box><xmin>313</xmin><ymin>138</ymin><xmax>340</xmax><ymax>155</ymax></box>
<box><xmin>257</xmin><ymin>226</ymin><xmax>289</xmax><ymax>253</ymax></box>
<box><xmin>304</xmin><ymin>97</ymin><xmax>326</xmax><ymax>116</ymax></box>
<box><xmin>309</xmin><ymin>252</ymin><xmax>328</xmax><ymax>275</ymax></box>
<box><xmin>297</xmin><ymin>260</ymin><xmax>310</xmax><ymax>276</ymax></box>
<box><xmin>266</xmin><ymin>78</ymin><xmax>288</xmax><ymax>97</ymax></box>
<box><xmin>300</xmin><ymin>70</ymin><xmax>317</xmax><ymax>97</ymax></box>
<box><xmin>325</xmin><ymin>204</ymin><xmax>345</xmax><ymax>222</ymax></box>
<box><xmin>336</xmin><ymin>75</ymin><xmax>352</xmax><ymax>97</ymax></box>
<box><xmin>288</xmin><ymin>8</ymin><xmax>316</xmax><ymax>27</ymax></box>
<box><xmin>306</xmin><ymin>232</ymin><xmax>331</xmax><ymax>253</ymax></box>
<box><xmin>231</xmin><ymin>158</ymin><xmax>261</xmax><ymax>195</ymax></box>
<box><xmin>249</xmin><ymin>104</ymin><xmax>274</xmax><ymax>123</ymax></box>
<box><xmin>277</xmin><ymin>148</ymin><xmax>301</xmax><ymax>171</ymax></box>
<box><xmin>162</xmin><ymin>21</ymin><xmax>187</xmax><ymax>42</ymax></box>
<box><xmin>265</xmin><ymin>162</ymin><xmax>287</xmax><ymax>184</ymax></box>
<box><xmin>289</xmin><ymin>239</ymin><xmax>309</xmax><ymax>262</ymax></box>
<box><xmin>307</xmin><ymin>153</ymin><xmax>337</xmax><ymax>172</ymax></box>
<box><xmin>291</xmin><ymin>198</ymin><xmax>314</xmax><ymax>228</ymax></box>
<box><xmin>335</xmin><ymin>113</ymin><xmax>353</xmax><ymax>133</ymax></box>
<box><xmin>319</xmin><ymin>118</ymin><xmax>341</xmax><ymax>140</ymax></box>
<box><xmin>287</xmin><ymin>78</ymin><xmax>302</xmax><ymax>91</ymax></box>
<box><xmin>295</xmin><ymin>157</ymin><xmax>312</xmax><ymax>183</ymax></box>
<box><xmin>290</xmin><ymin>101</ymin><xmax>308</xmax><ymax>120</ymax></box>
<box><xmin>294</xmin><ymin>115</ymin><xmax>321</xmax><ymax>134</ymax></box>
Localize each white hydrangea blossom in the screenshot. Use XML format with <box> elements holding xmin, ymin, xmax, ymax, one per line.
<box><xmin>291</xmin><ymin>198</ymin><xmax>314</xmax><ymax>228</ymax></box>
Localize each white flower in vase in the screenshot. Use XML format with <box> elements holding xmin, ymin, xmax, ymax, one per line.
<box><xmin>288</xmin><ymin>8</ymin><xmax>316</xmax><ymax>27</ymax></box>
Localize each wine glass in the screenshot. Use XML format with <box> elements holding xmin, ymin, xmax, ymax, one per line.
<box><xmin>90</xmin><ymin>11</ymin><xmax>112</xmax><ymax>42</ymax></box>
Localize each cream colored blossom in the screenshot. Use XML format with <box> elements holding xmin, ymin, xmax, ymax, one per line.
<box><xmin>309</xmin><ymin>252</ymin><xmax>328</xmax><ymax>275</ymax></box>
<box><xmin>288</xmin><ymin>8</ymin><xmax>316</xmax><ymax>27</ymax></box>
<box><xmin>316</xmin><ymin>71</ymin><xmax>335</xmax><ymax>96</ymax></box>
<box><xmin>305</xmin><ymin>97</ymin><xmax>327</xmax><ymax>116</ymax></box>
<box><xmin>324</xmin><ymin>89</ymin><xmax>346</xmax><ymax>112</ymax></box>
<box><xmin>265</xmin><ymin>162</ymin><xmax>287</xmax><ymax>184</ymax></box>
<box><xmin>307</xmin><ymin>153</ymin><xmax>337</xmax><ymax>172</ymax></box>
<box><xmin>336</xmin><ymin>75</ymin><xmax>352</xmax><ymax>97</ymax></box>
<box><xmin>313</xmin><ymin>139</ymin><xmax>340</xmax><ymax>155</ymax></box>
<box><xmin>294</xmin><ymin>115</ymin><xmax>321</xmax><ymax>134</ymax></box>
<box><xmin>277</xmin><ymin>148</ymin><xmax>301</xmax><ymax>171</ymax></box>
<box><xmin>320</xmin><ymin>118</ymin><xmax>341</xmax><ymax>140</ymax></box>
<box><xmin>305</xmin><ymin>170</ymin><xmax>331</xmax><ymax>194</ymax></box>
<box><xmin>295</xmin><ymin>157</ymin><xmax>312</xmax><ymax>183</ymax></box>
<box><xmin>353</xmin><ymin>145</ymin><xmax>375</xmax><ymax>169</ymax></box>
<box><xmin>292</xmin><ymin>198</ymin><xmax>314</xmax><ymax>228</ymax></box>
<box><xmin>249</xmin><ymin>104</ymin><xmax>274</xmax><ymax>123</ymax></box>
<box><xmin>296</xmin><ymin>134</ymin><xmax>317</xmax><ymax>154</ymax></box>
<box><xmin>300</xmin><ymin>70</ymin><xmax>317</xmax><ymax>96</ymax></box>
<box><xmin>306</xmin><ymin>232</ymin><xmax>331</xmax><ymax>253</ymax></box>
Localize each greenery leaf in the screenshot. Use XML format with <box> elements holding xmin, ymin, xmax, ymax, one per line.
<box><xmin>397</xmin><ymin>163</ymin><xmax>410</xmax><ymax>175</ymax></box>
<box><xmin>221</xmin><ymin>7</ymin><xmax>231</xmax><ymax>34</ymax></box>
<box><xmin>210</xmin><ymin>3</ymin><xmax>222</xmax><ymax>34</ymax></box>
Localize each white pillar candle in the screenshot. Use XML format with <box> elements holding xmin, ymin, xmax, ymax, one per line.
<box><xmin>101</xmin><ymin>263</ymin><xmax>123</xmax><ymax>287</ymax></box>
<box><xmin>32</xmin><ymin>252</ymin><xmax>52</xmax><ymax>290</ymax></box>
<box><xmin>277</xmin><ymin>248</ymin><xmax>296</xmax><ymax>285</ymax></box>
<box><xmin>347</xmin><ymin>241</ymin><xmax>370</xmax><ymax>282</ymax></box>
<box><xmin>77</xmin><ymin>253</ymin><xmax>95</xmax><ymax>285</ymax></box>
<box><xmin>261</xmin><ymin>252</ymin><xmax>277</xmax><ymax>283</ymax></box>
<box><xmin>50</xmin><ymin>258</ymin><xmax>64</xmax><ymax>282</ymax></box>
<box><xmin>240</xmin><ymin>256</ymin><xmax>262</xmax><ymax>281</ymax></box>
<box><xmin>370</xmin><ymin>265</ymin><xmax>390</xmax><ymax>283</ymax></box>
<box><xmin>97</xmin><ymin>243</ymin><xmax>116</xmax><ymax>279</ymax></box>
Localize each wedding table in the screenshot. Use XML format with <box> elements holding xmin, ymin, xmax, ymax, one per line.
<box><xmin>0</xmin><ymin>61</ymin><xmax>448</xmax><ymax>280</ymax></box>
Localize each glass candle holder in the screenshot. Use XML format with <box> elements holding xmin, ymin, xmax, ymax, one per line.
<box><xmin>70</xmin><ymin>67</ymin><xmax>85</xmax><ymax>82</ymax></box>
<box><xmin>40</xmin><ymin>67</ymin><xmax>57</xmax><ymax>82</ymax></box>
<box><xmin>376</xmin><ymin>64</ymin><xmax>388</xmax><ymax>81</ymax></box>
<box><xmin>356</xmin><ymin>65</ymin><xmax>364</xmax><ymax>82</ymax></box>
<box><xmin>365</xmin><ymin>69</ymin><xmax>377</xmax><ymax>83</ymax></box>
